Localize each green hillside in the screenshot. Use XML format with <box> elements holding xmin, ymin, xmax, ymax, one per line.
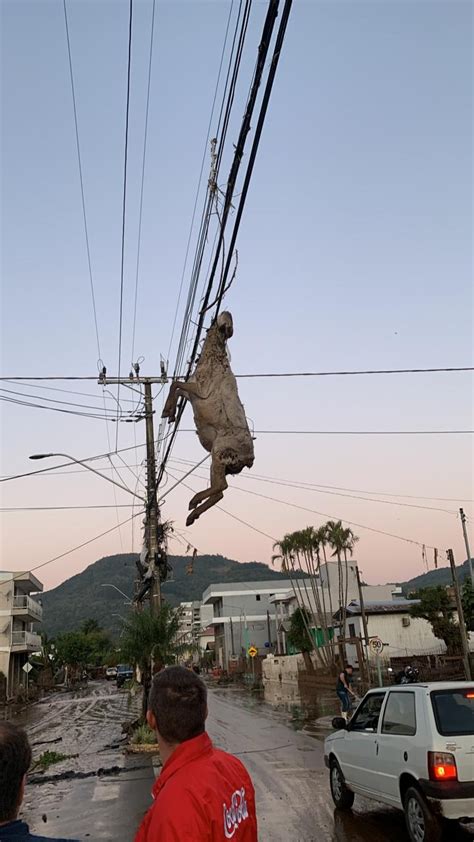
<box><xmin>401</xmin><ymin>558</ymin><xmax>472</xmax><ymax>594</ymax></box>
<box><xmin>40</xmin><ymin>553</ymin><xmax>298</xmax><ymax>638</ymax></box>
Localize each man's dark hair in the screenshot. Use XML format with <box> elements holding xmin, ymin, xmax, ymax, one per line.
<box><xmin>148</xmin><ymin>666</ymin><xmax>207</xmax><ymax>744</ymax></box>
<box><xmin>0</xmin><ymin>722</ymin><xmax>32</xmax><ymax>822</ymax></box>
<box><xmin>345</xmin><ymin>664</ymin><xmax>354</xmax><ymax>671</ymax></box>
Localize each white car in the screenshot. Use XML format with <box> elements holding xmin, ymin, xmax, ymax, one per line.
<box><xmin>105</xmin><ymin>666</ymin><xmax>117</xmax><ymax>681</ymax></box>
<box><xmin>324</xmin><ymin>681</ymin><xmax>474</xmax><ymax>842</ymax></box>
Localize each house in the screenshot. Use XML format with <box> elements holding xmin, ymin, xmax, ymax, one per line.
<box><xmin>0</xmin><ymin>571</ymin><xmax>43</xmax><ymax>697</ymax></box>
<box><xmin>333</xmin><ymin>599</ymin><xmax>448</xmax><ymax>666</ymax></box>
<box><xmin>202</xmin><ymin>580</ymin><xmax>295</xmax><ymax>669</ymax></box>
<box><xmin>271</xmin><ymin>566</ymin><xmax>404</xmax><ymax>655</ymax></box>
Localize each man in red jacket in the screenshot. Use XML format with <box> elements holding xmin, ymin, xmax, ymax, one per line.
<box><xmin>135</xmin><ymin>666</ymin><xmax>258</xmax><ymax>842</ymax></box>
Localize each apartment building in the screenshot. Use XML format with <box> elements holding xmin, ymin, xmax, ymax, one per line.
<box><xmin>202</xmin><ymin>580</ymin><xmax>295</xmax><ymax>669</ymax></box>
<box><xmin>0</xmin><ymin>571</ymin><xmax>43</xmax><ymax>696</ymax></box>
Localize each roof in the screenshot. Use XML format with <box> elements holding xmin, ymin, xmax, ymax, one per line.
<box><xmin>367</xmin><ymin>681</ymin><xmax>473</xmax><ymax>692</ymax></box>
<box><xmin>202</xmin><ymin>580</ymin><xmax>295</xmax><ymax>604</ymax></box>
<box><xmin>333</xmin><ymin>599</ymin><xmax>419</xmax><ymax>619</ymax></box>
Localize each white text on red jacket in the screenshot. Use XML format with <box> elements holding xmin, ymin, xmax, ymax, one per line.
<box><xmin>223</xmin><ymin>787</ymin><xmax>249</xmax><ymax>838</ymax></box>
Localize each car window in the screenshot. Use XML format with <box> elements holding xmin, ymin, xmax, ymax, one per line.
<box><xmin>382</xmin><ymin>692</ymin><xmax>416</xmax><ymax>736</ymax></box>
<box><xmin>431</xmin><ymin>689</ymin><xmax>474</xmax><ymax>736</ymax></box>
<box><xmin>349</xmin><ymin>693</ymin><xmax>386</xmax><ymax>732</ymax></box>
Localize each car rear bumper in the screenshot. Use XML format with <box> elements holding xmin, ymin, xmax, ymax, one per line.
<box><xmin>419</xmin><ymin>779</ymin><xmax>474</xmax><ymax>821</ymax></box>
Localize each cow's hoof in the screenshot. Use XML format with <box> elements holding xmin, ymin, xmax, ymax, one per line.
<box><xmin>186</xmin><ymin>512</ymin><xmax>197</xmax><ymax>527</ymax></box>
<box><xmin>188</xmin><ymin>494</ymin><xmax>200</xmax><ymax>510</ymax></box>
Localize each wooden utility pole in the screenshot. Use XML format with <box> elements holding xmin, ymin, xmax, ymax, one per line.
<box><xmin>447</xmin><ymin>548</ymin><xmax>472</xmax><ymax>681</ymax></box>
<box><xmin>98</xmin><ymin>373</ymin><xmax>167</xmax><ymax>612</ymax></box>
<box><xmin>355</xmin><ymin>564</ymin><xmax>371</xmax><ymax>682</ymax></box>
<box><xmin>144</xmin><ymin>381</ymin><xmax>161</xmax><ymax>612</ymax></box>
<box><xmin>459</xmin><ymin>508</ymin><xmax>474</xmax><ymax>585</ymax></box>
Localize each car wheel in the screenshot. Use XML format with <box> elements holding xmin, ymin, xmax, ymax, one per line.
<box><xmin>329</xmin><ymin>760</ymin><xmax>355</xmax><ymax>810</ymax></box>
<box><xmin>404</xmin><ymin>787</ymin><xmax>442</xmax><ymax>842</ymax></box>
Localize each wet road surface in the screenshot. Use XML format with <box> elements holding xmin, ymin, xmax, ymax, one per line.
<box><xmin>13</xmin><ymin>680</ymin><xmax>474</xmax><ymax>841</ymax></box>
<box><xmin>17</xmin><ymin>681</ymin><xmax>154</xmax><ymax>841</ymax></box>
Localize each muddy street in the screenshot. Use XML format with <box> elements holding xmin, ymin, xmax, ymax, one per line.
<box><xmin>13</xmin><ymin>681</ymin><xmax>474</xmax><ymax>841</ymax></box>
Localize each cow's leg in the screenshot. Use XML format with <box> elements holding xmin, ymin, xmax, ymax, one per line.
<box><xmin>162</xmin><ymin>381</ymin><xmax>202</xmax><ymax>422</ymax></box>
<box><xmin>188</xmin><ymin>459</ymin><xmax>227</xmax><ymax>511</ymax></box>
<box><xmin>186</xmin><ymin>490</ymin><xmax>225</xmax><ymax>526</ymax></box>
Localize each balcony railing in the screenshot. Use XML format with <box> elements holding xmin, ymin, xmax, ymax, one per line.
<box><xmin>12</xmin><ymin>595</ymin><xmax>43</xmax><ymax>620</ymax></box>
<box><xmin>11</xmin><ymin>630</ymin><xmax>42</xmax><ymax>650</ymax></box>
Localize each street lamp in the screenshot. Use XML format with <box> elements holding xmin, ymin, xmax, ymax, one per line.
<box><xmin>29</xmin><ymin>452</ymin><xmax>144</xmax><ymax>501</ymax></box>
<box><xmin>101</xmin><ymin>583</ymin><xmax>133</xmax><ymax>603</ymax></box>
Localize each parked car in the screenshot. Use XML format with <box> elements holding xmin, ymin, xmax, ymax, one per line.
<box><xmin>116</xmin><ymin>664</ymin><xmax>134</xmax><ymax>688</ymax></box>
<box><xmin>105</xmin><ymin>666</ymin><xmax>117</xmax><ymax>681</ymax></box>
<box><xmin>325</xmin><ymin>682</ymin><xmax>474</xmax><ymax>842</ymax></box>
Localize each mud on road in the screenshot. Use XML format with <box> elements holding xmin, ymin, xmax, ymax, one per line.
<box><xmin>10</xmin><ymin>680</ymin><xmax>474</xmax><ymax>841</ymax></box>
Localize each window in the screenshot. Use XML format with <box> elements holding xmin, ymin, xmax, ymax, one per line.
<box><xmin>382</xmin><ymin>692</ymin><xmax>416</xmax><ymax>736</ymax></box>
<box><xmin>431</xmin><ymin>689</ymin><xmax>474</xmax><ymax>737</ymax></box>
<box><xmin>349</xmin><ymin>692</ymin><xmax>386</xmax><ymax>732</ymax></box>
<box><xmin>348</xmin><ymin>623</ymin><xmax>356</xmax><ymax>638</ymax></box>
<box><xmin>256</xmin><ymin>595</ymin><xmax>261</xmax><ymax>601</ymax></box>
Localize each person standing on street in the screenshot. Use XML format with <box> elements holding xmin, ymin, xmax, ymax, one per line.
<box><xmin>135</xmin><ymin>666</ymin><xmax>258</xmax><ymax>841</ymax></box>
<box><xmin>0</xmin><ymin>722</ymin><xmax>79</xmax><ymax>842</ymax></box>
<box><xmin>336</xmin><ymin>664</ymin><xmax>356</xmax><ymax>720</ymax></box>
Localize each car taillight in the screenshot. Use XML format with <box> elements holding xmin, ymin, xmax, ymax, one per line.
<box><xmin>428</xmin><ymin>751</ymin><xmax>458</xmax><ymax>782</ymax></box>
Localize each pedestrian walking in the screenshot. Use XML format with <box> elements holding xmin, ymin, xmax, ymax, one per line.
<box><xmin>336</xmin><ymin>664</ymin><xmax>356</xmax><ymax>720</ymax></box>
<box><xmin>0</xmin><ymin>722</ymin><xmax>79</xmax><ymax>842</ymax></box>
<box><xmin>135</xmin><ymin>666</ymin><xmax>258</xmax><ymax>841</ymax></box>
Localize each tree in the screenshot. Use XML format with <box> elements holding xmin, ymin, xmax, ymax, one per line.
<box><xmin>81</xmin><ymin>618</ymin><xmax>101</xmax><ymax>635</ymax></box>
<box><xmin>326</xmin><ymin>521</ymin><xmax>358</xmax><ymax>640</ymax></box>
<box><xmin>287</xmin><ymin>608</ymin><xmax>315</xmax><ymax>672</ymax></box>
<box><xmin>120</xmin><ymin>604</ymin><xmax>183</xmax><ymax>718</ymax></box>
<box><xmin>462</xmin><ymin>579</ymin><xmax>474</xmax><ymax>632</ymax></box>
<box><xmin>410</xmin><ymin>587</ymin><xmax>462</xmax><ymax>655</ymax></box>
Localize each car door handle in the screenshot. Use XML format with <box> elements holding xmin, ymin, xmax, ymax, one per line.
<box><xmin>375</xmin><ymin>741</ymin><xmax>379</xmax><ymax>755</ymax></box>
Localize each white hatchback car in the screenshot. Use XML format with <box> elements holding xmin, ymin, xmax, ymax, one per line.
<box><xmin>324</xmin><ymin>682</ymin><xmax>474</xmax><ymax>842</ymax></box>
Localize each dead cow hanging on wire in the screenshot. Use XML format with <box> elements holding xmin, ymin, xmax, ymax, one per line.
<box><xmin>162</xmin><ymin>312</ymin><xmax>254</xmax><ymax>525</ymax></box>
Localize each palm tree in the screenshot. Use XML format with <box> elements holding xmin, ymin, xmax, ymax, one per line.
<box><xmin>325</xmin><ymin>521</ymin><xmax>359</xmax><ymax>642</ymax></box>
<box><xmin>120</xmin><ymin>604</ymin><xmax>183</xmax><ymax>718</ymax></box>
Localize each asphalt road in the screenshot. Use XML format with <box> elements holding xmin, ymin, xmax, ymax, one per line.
<box><xmin>13</xmin><ymin>680</ymin><xmax>474</xmax><ymax>841</ymax></box>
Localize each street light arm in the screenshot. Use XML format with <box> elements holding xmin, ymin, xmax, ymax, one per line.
<box><xmin>101</xmin><ymin>583</ymin><xmax>133</xmax><ymax>602</ymax></box>
<box><xmin>29</xmin><ymin>452</ymin><xmax>144</xmax><ymax>501</ymax></box>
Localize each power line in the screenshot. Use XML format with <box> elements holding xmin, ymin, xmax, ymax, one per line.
<box><xmin>2</xmin><ymin>379</ymin><xmax>138</xmax><ymax>404</ymax></box>
<box><xmin>0</xmin><ymin>441</ymin><xmax>147</xmax><ymax>483</ymax></box>
<box><xmin>167</xmin><ymin>459</ymin><xmax>460</xmax><ymax>514</ymax></box>
<box><xmin>168</xmin><ymin>470</ymin><xmax>438</xmax><ymax>550</ymax></box>
<box><xmin>116</xmin><ymin>0</ymin><xmax>134</xmax><ymax>449</ymax></box>
<box><xmin>0</xmin><ymin>386</ymin><xmax>133</xmax><ymax>414</ymax></box>
<box><xmin>1</xmin><ymin>505</ymin><xmax>135</xmax><ymax>512</ymax></box>
<box><xmin>62</xmin><ymin>0</ymin><xmax>101</xmax><ymax>359</ymax></box>
<box><xmin>0</xmin><ymin>366</ymin><xmax>471</xmax><ymax>381</ymax></box>
<box><xmin>131</xmin><ymin>0</ymin><xmax>156</xmax><ymax>365</ymax></box>
<box><xmin>166</xmin><ymin>0</ymin><xmax>238</xmax><ymax>365</ymax></box>
<box><xmin>0</xmin><ymin>394</ymin><xmax>140</xmax><ymax>421</ymax></box>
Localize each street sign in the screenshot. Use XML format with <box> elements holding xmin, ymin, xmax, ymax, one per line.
<box><xmin>247</xmin><ymin>645</ymin><xmax>258</xmax><ymax>658</ymax></box>
<box><xmin>369</xmin><ymin>637</ymin><xmax>384</xmax><ymax>656</ymax></box>
<box><xmin>22</xmin><ymin>663</ymin><xmax>33</xmax><ymax>674</ymax></box>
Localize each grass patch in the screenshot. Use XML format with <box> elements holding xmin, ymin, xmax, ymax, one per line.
<box><xmin>131</xmin><ymin>723</ymin><xmax>156</xmax><ymax>745</ymax></box>
<box><xmin>34</xmin><ymin>750</ymin><xmax>73</xmax><ymax>771</ymax></box>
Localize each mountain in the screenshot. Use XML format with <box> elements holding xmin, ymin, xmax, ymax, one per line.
<box><xmin>40</xmin><ymin>553</ymin><xmax>298</xmax><ymax>638</ymax></box>
<box><xmin>400</xmin><ymin>559</ymin><xmax>472</xmax><ymax>594</ymax></box>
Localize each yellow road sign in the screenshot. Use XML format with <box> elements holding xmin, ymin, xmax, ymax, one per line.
<box><xmin>247</xmin><ymin>645</ymin><xmax>258</xmax><ymax>658</ymax></box>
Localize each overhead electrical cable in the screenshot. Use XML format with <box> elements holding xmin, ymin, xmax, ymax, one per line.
<box><xmin>62</xmin><ymin>0</ymin><xmax>101</xmax><ymax>359</ymax></box>
<box><xmin>116</xmin><ymin>0</ymin><xmax>134</xmax><ymax>449</ymax></box>
<box><xmin>1</xmin><ymin>366</ymin><xmax>471</xmax><ymax>381</ymax></box>
<box><xmin>131</xmin><ymin>0</ymin><xmax>156</xmax><ymax>364</ymax></box>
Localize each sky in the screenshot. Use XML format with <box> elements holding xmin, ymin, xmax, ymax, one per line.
<box><xmin>1</xmin><ymin>0</ymin><xmax>473</xmax><ymax>592</ymax></box>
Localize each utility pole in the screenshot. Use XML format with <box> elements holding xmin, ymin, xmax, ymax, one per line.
<box><xmin>355</xmin><ymin>565</ymin><xmax>371</xmax><ymax>683</ymax></box>
<box><xmin>266</xmin><ymin>609</ymin><xmax>272</xmax><ymax>653</ymax></box>
<box><xmin>459</xmin><ymin>508</ymin><xmax>474</xmax><ymax>585</ymax></box>
<box><xmin>98</xmin><ymin>372</ymin><xmax>167</xmax><ymax>612</ymax></box>
<box><xmin>447</xmin><ymin>549</ymin><xmax>472</xmax><ymax>681</ymax></box>
<box><xmin>229</xmin><ymin>617</ymin><xmax>235</xmax><ymax>657</ymax></box>
<box><xmin>144</xmin><ymin>381</ymin><xmax>160</xmax><ymax>613</ymax></box>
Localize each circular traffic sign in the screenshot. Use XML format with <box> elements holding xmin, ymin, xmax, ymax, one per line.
<box><xmin>369</xmin><ymin>637</ymin><xmax>384</xmax><ymax>655</ymax></box>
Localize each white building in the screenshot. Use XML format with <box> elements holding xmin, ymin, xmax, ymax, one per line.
<box><xmin>202</xmin><ymin>580</ymin><xmax>295</xmax><ymax>669</ymax></box>
<box><xmin>178</xmin><ymin>601</ymin><xmax>214</xmax><ymax>647</ymax></box>
<box><xmin>337</xmin><ymin>600</ymin><xmax>452</xmax><ymax>666</ymax></box>
<box><xmin>0</xmin><ymin>571</ymin><xmax>43</xmax><ymax>696</ymax></box>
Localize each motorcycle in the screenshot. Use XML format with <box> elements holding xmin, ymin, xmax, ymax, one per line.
<box><xmin>393</xmin><ymin>665</ymin><xmax>419</xmax><ymax>685</ymax></box>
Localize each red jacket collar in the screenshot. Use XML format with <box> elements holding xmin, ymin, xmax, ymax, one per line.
<box><xmin>153</xmin><ymin>732</ymin><xmax>213</xmax><ymax>797</ymax></box>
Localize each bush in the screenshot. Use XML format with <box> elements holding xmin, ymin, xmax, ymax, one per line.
<box><xmin>131</xmin><ymin>723</ymin><xmax>156</xmax><ymax>745</ymax></box>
